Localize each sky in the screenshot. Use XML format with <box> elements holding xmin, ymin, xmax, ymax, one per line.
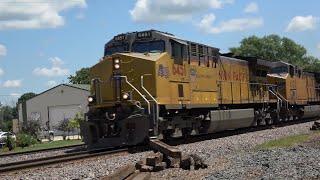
<box><xmin>0</xmin><ymin>0</ymin><xmax>319</xmax><ymax>105</ymax></box>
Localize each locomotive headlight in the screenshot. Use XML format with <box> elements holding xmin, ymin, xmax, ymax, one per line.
<box><xmin>114</xmin><ymin>59</ymin><xmax>120</xmax><ymax>64</ymax></box>
<box><xmin>122</xmin><ymin>93</ymin><xmax>129</xmax><ymax>100</ymax></box>
<box><xmin>88</xmin><ymin>96</ymin><xmax>94</xmax><ymax>103</ymax></box>
<box><xmin>114</xmin><ymin>64</ymin><xmax>120</xmax><ymax>69</ymax></box>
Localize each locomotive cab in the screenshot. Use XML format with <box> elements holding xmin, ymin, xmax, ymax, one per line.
<box><xmin>82</xmin><ymin>30</ymin><xmax>190</xmax><ymax>148</ymax></box>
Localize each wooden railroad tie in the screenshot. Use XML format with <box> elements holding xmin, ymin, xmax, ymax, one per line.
<box><xmin>103</xmin><ymin>139</ymin><xmax>207</xmax><ymax>180</ymax></box>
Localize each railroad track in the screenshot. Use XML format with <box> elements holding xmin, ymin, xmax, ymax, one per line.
<box><xmin>0</xmin><ymin>144</ymin><xmax>85</xmax><ymax>158</ymax></box>
<box><xmin>0</xmin><ymin>147</ymin><xmax>128</xmax><ymax>173</ymax></box>
<box><xmin>1</xmin><ymin>118</ymin><xmax>316</xmax><ymax>174</ymax></box>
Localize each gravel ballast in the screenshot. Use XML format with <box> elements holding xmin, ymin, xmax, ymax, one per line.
<box><xmin>0</xmin><ymin>151</ymin><xmax>150</xmax><ymax>180</ymax></box>
<box><xmin>205</xmin><ymin>147</ymin><xmax>320</xmax><ymax>180</ymax></box>
<box><xmin>151</xmin><ymin>121</ymin><xmax>319</xmax><ymax>179</ymax></box>
<box><xmin>0</xmin><ymin>147</ymin><xmax>82</xmax><ymax>165</ymax></box>
<box><xmin>0</xmin><ymin>121</ymin><xmax>318</xmax><ymax>179</ymax></box>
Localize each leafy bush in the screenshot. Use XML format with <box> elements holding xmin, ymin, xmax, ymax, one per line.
<box><xmin>5</xmin><ymin>135</ymin><xmax>16</xmax><ymax>151</ymax></box>
<box><xmin>69</xmin><ymin>112</ymin><xmax>85</xmax><ymax>139</ymax></box>
<box><xmin>16</xmin><ymin>133</ymin><xmax>37</xmax><ymax>148</ymax></box>
<box><xmin>57</xmin><ymin>119</ymin><xmax>71</xmax><ymax>140</ymax></box>
<box><xmin>22</xmin><ymin>120</ymin><xmax>41</xmax><ymax>139</ymax></box>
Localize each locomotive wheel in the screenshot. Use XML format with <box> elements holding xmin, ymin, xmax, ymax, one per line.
<box><xmin>89</xmin><ymin>125</ymin><xmax>99</xmax><ymax>144</ymax></box>
<box><xmin>182</xmin><ymin>128</ymin><xmax>192</xmax><ymax>138</ymax></box>
<box><xmin>162</xmin><ymin>130</ymin><xmax>174</xmax><ymax>141</ymax></box>
<box><xmin>265</xmin><ymin>118</ymin><xmax>273</xmax><ymax>125</ymax></box>
<box><xmin>256</xmin><ymin>118</ymin><xmax>263</xmax><ymax>126</ymax></box>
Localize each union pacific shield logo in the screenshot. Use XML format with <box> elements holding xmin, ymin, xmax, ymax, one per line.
<box><xmin>158</xmin><ymin>64</ymin><xmax>169</xmax><ymax>78</ymax></box>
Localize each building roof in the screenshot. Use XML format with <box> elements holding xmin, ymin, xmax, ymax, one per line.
<box><xmin>18</xmin><ymin>84</ymin><xmax>90</xmax><ymax>105</ymax></box>
<box><xmin>64</xmin><ymin>84</ymin><xmax>90</xmax><ymax>91</ymax></box>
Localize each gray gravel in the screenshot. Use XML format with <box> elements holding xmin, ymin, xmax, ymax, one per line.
<box><xmin>152</xmin><ymin>121</ymin><xmax>318</xmax><ymax>179</ymax></box>
<box><xmin>0</xmin><ymin>147</ymin><xmax>82</xmax><ymax>165</ymax></box>
<box><xmin>0</xmin><ymin>121</ymin><xmax>317</xmax><ymax>179</ymax></box>
<box><xmin>205</xmin><ymin>146</ymin><xmax>320</xmax><ymax>180</ymax></box>
<box><xmin>0</xmin><ymin>151</ymin><xmax>150</xmax><ymax>180</ymax></box>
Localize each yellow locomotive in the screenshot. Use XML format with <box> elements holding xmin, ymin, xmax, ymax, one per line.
<box><xmin>82</xmin><ymin>30</ymin><xmax>320</xmax><ymax>148</ymax></box>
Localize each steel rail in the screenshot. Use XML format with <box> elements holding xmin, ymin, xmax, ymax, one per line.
<box><xmin>0</xmin><ymin>144</ymin><xmax>84</xmax><ymax>158</ymax></box>
<box><xmin>0</xmin><ymin>148</ymin><xmax>127</xmax><ymax>173</ymax></box>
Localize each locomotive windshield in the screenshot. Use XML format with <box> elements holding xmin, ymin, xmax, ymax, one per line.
<box><xmin>105</xmin><ymin>44</ymin><xmax>128</xmax><ymax>56</ymax></box>
<box><xmin>132</xmin><ymin>41</ymin><xmax>165</xmax><ymax>53</ymax></box>
<box><xmin>271</xmin><ymin>66</ymin><xmax>288</xmax><ymax>74</ymax></box>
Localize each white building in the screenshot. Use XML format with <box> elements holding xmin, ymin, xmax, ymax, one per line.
<box><xmin>18</xmin><ymin>84</ymin><xmax>90</xmax><ymax>133</ymax></box>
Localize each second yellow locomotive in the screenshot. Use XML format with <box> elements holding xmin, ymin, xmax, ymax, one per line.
<box><xmin>82</xmin><ymin>30</ymin><xmax>320</xmax><ymax>148</ymax></box>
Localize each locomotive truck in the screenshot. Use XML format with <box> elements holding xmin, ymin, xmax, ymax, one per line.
<box><xmin>81</xmin><ymin>30</ymin><xmax>320</xmax><ymax>148</ymax></box>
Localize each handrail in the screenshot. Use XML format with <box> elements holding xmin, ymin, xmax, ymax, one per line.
<box><xmin>268</xmin><ymin>88</ymin><xmax>282</xmax><ymax>112</ymax></box>
<box><xmin>141</xmin><ymin>74</ymin><xmax>159</xmax><ymax>135</ymax></box>
<box><xmin>217</xmin><ymin>80</ymin><xmax>277</xmax><ymax>87</ymax></box>
<box><xmin>91</xmin><ymin>78</ymin><xmax>102</xmax><ymax>104</ymax></box>
<box><xmin>114</xmin><ymin>75</ymin><xmax>151</xmax><ymax>114</ymax></box>
<box><xmin>276</xmin><ymin>92</ymin><xmax>289</xmax><ymax>108</ymax></box>
<box><xmin>268</xmin><ymin>88</ymin><xmax>282</xmax><ymax>103</ymax></box>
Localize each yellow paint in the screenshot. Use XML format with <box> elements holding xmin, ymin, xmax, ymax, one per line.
<box><xmin>90</xmin><ymin>52</ymin><xmax>317</xmax><ymax>109</ymax></box>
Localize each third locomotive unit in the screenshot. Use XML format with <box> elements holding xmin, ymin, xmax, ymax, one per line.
<box><xmin>81</xmin><ymin>30</ymin><xmax>320</xmax><ymax>148</ymax></box>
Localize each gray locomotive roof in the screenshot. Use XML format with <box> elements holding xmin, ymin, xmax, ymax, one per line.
<box><xmin>256</xmin><ymin>59</ymin><xmax>273</xmax><ymax>67</ymax></box>
<box><xmin>112</xmin><ymin>29</ymin><xmax>219</xmax><ymax>51</ymax></box>
<box><xmin>220</xmin><ymin>56</ymin><xmax>248</xmax><ymax>65</ymax></box>
<box><xmin>269</xmin><ymin>61</ymin><xmax>292</xmax><ymax>68</ymax></box>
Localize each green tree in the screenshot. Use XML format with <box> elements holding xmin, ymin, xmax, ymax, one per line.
<box><xmin>0</xmin><ymin>105</ymin><xmax>17</xmax><ymax>132</ymax></box>
<box><xmin>68</xmin><ymin>68</ymin><xmax>90</xmax><ymax>84</ymax></box>
<box><xmin>57</xmin><ymin>119</ymin><xmax>72</xmax><ymax>140</ymax></box>
<box><xmin>230</xmin><ymin>35</ymin><xmax>320</xmax><ymax>72</ymax></box>
<box><xmin>18</xmin><ymin>92</ymin><xmax>37</xmax><ymax>104</ymax></box>
<box><xmin>22</xmin><ymin>120</ymin><xmax>41</xmax><ymax>139</ymax></box>
<box><xmin>1</xmin><ymin>106</ymin><xmax>17</xmax><ymax>120</ymax></box>
<box><xmin>68</xmin><ymin>112</ymin><xmax>84</xmax><ymax>139</ymax></box>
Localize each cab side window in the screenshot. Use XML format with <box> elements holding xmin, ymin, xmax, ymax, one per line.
<box><xmin>171</xmin><ymin>41</ymin><xmax>184</xmax><ymax>65</ymax></box>
<box><xmin>198</xmin><ymin>45</ymin><xmax>205</xmax><ymax>66</ymax></box>
<box><xmin>289</xmin><ymin>65</ymin><xmax>294</xmax><ymax>77</ymax></box>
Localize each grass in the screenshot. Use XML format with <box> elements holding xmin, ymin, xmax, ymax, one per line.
<box><xmin>0</xmin><ymin>139</ymin><xmax>83</xmax><ymax>154</ymax></box>
<box><xmin>256</xmin><ymin>130</ymin><xmax>320</xmax><ymax>150</ymax></box>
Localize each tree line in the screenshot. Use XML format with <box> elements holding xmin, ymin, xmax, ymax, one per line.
<box><xmin>230</xmin><ymin>34</ymin><xmax>320</xmax><ymax>72</ymax></box>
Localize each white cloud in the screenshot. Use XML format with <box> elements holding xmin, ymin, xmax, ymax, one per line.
<box><xmin>47</xmin><ymin>80</ymin><xmax>58</xmax><ymax>87</ymax></box>
<box><xmin>33</xmin><ymin>57</ymin><xmax>70</xmax><ymax>77</ymax></box>
<box><xmin>0</xmin><ymin>68</ymin><xmax>4</xmax><ymax>76</ymax></box>
<box><xmin>286</xmin><ymin>15</ymin><xmax>318</xmax><ymax>32</ymax></box>
<box><xmin>75</xmin><ymin>13</ymin><xmax>85</xmax><ymax>20</ymax></box>
<box><xmin>3</xmin><ymin>80</ymin><xmax>22</xmax><ymax>88</ymax></box>
<box><xmin>130</xmin><ymin>0</ymin><xmax>234</xmax><ymax>23</ymax></box>
<box><xmin>317</xmin><ymin>43</ymin><xmax>320</xmax><ymax>50</ymax></box>
<box><xmin>0</xmin><ymin>0</ymin><xmax>87</xmax><ymax>30</ymax></box>
<box><xmin>244</xmin><ymin>2</ymin><xmax>259</xmax><ymax>13</ymax></box>
<box><xmin>0</xmin><ymin>44</ymin><xmax>7</xmax><ymax>56</ymax></box>
<box><xmin>198</xmin><ymin>13</ymin><xmax>263</xmax><ymax>34</ymax></box>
